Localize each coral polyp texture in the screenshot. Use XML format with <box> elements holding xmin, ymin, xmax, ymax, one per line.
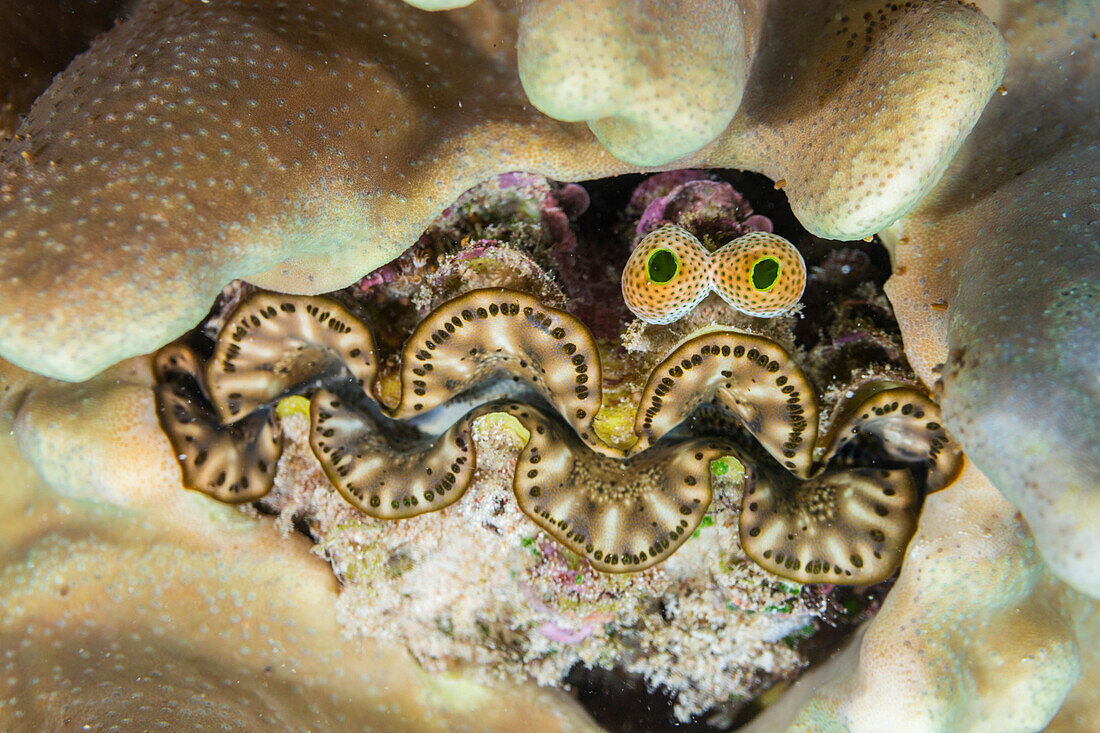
<box><xmin>877</xmin><ymin>0</ymin><xmax>1100</xmax><ymax>602</ymax></box>
<box><xmin>621</xmin><ymin>224</ymin><xmax>806</xmax><ymax>323</ymax></box>
<box><xmin>751</xmin><ymin>2</ymin><xmax>1100</xmax><ymax>729</ymax></box>
<box><xmin>0</xmin><ymin>416</ymin><xmax>603</xmax><ymax>732</ymax></box>
<box><xmin>0</xmin><ymin>0</ymin><xmax>128</xmax><ymax>142</ymax></box>
<box><xmin>0</xmin><ymin>0</ymin><xmax>1004</xmax><ymax>382</ymax></box>
<box><xmin>517</xmin><ymin>0</ymin><xmax>750</xmax><ymax>166</ymax></box>
<box><xmin>3</xmin><ymin>152</ymin><xmax>995</xmax><ymax>728</ymax></box>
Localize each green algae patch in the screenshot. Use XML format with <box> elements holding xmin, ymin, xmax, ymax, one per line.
<box><xmin>711</xmin><ymin>455</ymin><xmax>745</xmax><ymax>482</ymax></box>
<box><xmin>692</xmin><ymin>514</ymin><xmax>717</xmax><ymax>539</ymax></box>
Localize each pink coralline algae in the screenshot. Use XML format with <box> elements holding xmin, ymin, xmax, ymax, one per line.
<box><xmin>538</xmin><ymin>621</ymin><xmax>595</xmax><ymax>645</ymax></box>
<box><xmin>498</xmin><ymin>171</ymin><xmax>590</xmax><ymax>244</ymax></box>
<box><xmin>631</xmin><ymin>171</ymin><xmax>773</xmax><ymax>243</ymax></box>
<box><xmin>354</xmin><ymin>172</ymin><xmax>589</xmax><ymax>297</ymax></box>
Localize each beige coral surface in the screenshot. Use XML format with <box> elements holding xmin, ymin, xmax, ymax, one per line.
<box><xmin>885</xmin><ymin>0</ymin><xmax>1100</xmax><ymax>599</ymax></box>
<box><xmin>518</xmin><ymin>0</ymin><xmax>754</xmax><ymax>166</ymax></box>
<box><xmin>748</xmin><ymin>0</ymin><xmax>1100</xmax><ymax>728</ymax></box>
<box><xmin>0</xmin><ymin>373</ymin><xmax>600</xmax><ymax>731</ymax></box>
<box><xmin>743</xmin><ymin>461</ymin><xmax>1090</xmax><ymax>732</ymax></box>
<box><xmin>0</xmin><ymin>0</ymin><xmax>1003</xmax><ymax>380</ymax></box>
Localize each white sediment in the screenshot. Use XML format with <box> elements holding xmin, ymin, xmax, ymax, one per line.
<box><xmin>265</xmin><ymin>410</ymin><xmax>816</xmax><ymax>721</ymax></box>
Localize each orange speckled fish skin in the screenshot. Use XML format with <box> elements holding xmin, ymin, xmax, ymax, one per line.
<box><xmin>620</xmin><ymin>224</ymin><xmax>712</xmax><ymax>324</ymax></box>
<box><xmin>712</xmin><ymin>232</ymin><xmax>806</xmax><ymax>317</ymax></box>
<box><xmin>622</xmin><ymin>225</ymin><xmax>806</xmax><ymax>322</ymax></box>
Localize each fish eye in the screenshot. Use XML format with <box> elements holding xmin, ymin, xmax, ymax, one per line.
<box><xmin>712</xmin><ymin>233</ymin><xmax>806</xmax><ymax>317</ymax></box>
<box><xmin>646</xmin><ymin>247</ymin><xmax>680</xmax><ymax>284</ymax></box>
<box><xmin>621</xmin><ymin>224</ymin><xmax>712</xmax><ymax>325</ymax></box>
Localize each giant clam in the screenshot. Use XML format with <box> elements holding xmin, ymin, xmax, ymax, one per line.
<box><xmin>142</xmin><ymin>171</ymin><xmax>963</xmax><ymax>724</ymax></box>
<box><xmin>154</xmin><ymin>172</ymin><xmax>961</xmax><ymax>589</ymax></box>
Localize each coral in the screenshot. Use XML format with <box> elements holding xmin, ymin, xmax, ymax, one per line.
<box><xmin>0</xmin><ymin>407</ymin><xmax>600</xmax><ymax>731</ymax></box>
<box><xmin>882</xmin><ymin>0</ymin><xmax>1100</xmax><ymax>597</ymax></box>
<box><xmin>744</xmin><ymin>462</ymin><xmax>1084</xmax><ymax>733</ymax></box>
<box><xmin>13</xmin><ymin>358</ymin><xmax>191</xmax><ymax>511</ymax></box>
<box><xmin>0</xmin><ymin>356</ymin><xmax>47</xmax><ymax>420</ymax></box>
<box><xmin>12</xmin><ymin>347</ymin><xmax>946</xmax><ymax>726</ymax></box>
<box><xmin>751</xmin><ymin>0</ymin><xmax>1100</xmax><ymax>728</ymax></box>
<box><xmin>0</xmin><ymin>0</ymin><xmax>1005</xmax><ymax>381</ymax></box>
<box><xmin>517</xmin><ymin>0</ymin><xmax>751</xmax><ymax>166</ymax></box>
<box><xmin>634</xmin><ymin>174</ymin><xmax>773</xmax><ymax>239</ymax></box>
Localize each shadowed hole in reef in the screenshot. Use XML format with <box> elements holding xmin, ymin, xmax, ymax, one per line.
<box><xmin>566</xmin><ymin>664</ymin><xmax>720</xmax><ymax>733</ymax></box>
<box><xmin>565</xmin><ymin>583</ymin><xmax>894</xmax><ymax>731</ymax></box>
<box><xmin>179</xmin><ymin>168</ymin><xmax>920</xmax><ymax>732</ymax></box>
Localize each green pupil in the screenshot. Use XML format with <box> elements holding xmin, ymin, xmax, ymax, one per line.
<box><xmin>646</xmin><ymin>248</ymin><xmax>679</xmax><ymax>284</ymax></box>
<box><xmin>751</xmin><ymin>257</ymin><xmax>780</xmax><ymax>291</ymax></box>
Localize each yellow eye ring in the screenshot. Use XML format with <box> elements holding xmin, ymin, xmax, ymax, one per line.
<box><xmin>622</xmin><ymin>227</ymin><xmax>806</xmax><ymax>322</ymax></box>
<box><xmin>749</xmin><ymin>256</ymin><xmax>781</xmax><ymax>292</ymax></box>
<box><xmin>645</xmin><ymin>247</ymin><xmax>680</xmax><ymax>284</ymax></box>
<box><xmin>712</xmin><ymin>232</ymin><xmax>806</xmax><ymax>317</ymax></box>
